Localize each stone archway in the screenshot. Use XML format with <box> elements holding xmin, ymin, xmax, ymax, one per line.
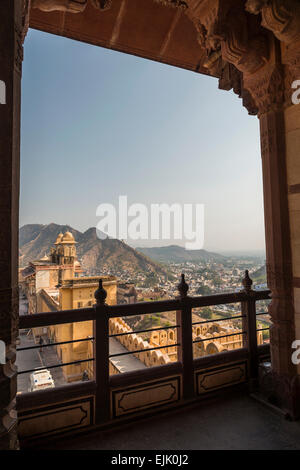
<box><xmin>1</xmin><ymin>0</ymin><xmax>300</xmax><ymax>449</ymax></box>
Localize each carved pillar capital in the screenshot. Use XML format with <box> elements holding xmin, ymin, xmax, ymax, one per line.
<box><xmin>218</xmin><ymin>37</ymin><xmax>285</xmax><ymax>117</ymax></box>
<box><xmin>184</xmin><ymin>0</ymin><xmax>269</xmax><ymax>76</ymax></box>
<box><xmin>243</xmin><ymin>62</ymin><xmax>285</xmax><ymax>116</ymax></box>
<box><xmin>246</xmin><ymin>0</ymin><xmax>300</xmax><ymax>44</ymax></box>
<box><xmin>178</xmin><ymin>0</ymin><xmax>300</xmax><ymax>116</ymax></box>
<box><xmin>219</xmin><ymin>62</ymin><xmax>259</xmax><ymax>115</ymax></box>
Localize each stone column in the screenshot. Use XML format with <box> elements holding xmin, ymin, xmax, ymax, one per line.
<box><xmin>282</xmin><ymin>41</ymin><xmax>300</xmax><ymax>374</ymax></box>
<box><xmin>242</xmin><ymin>0</ymin><xmax>300</xmax><ymax>417</ymax></box>
<box><xmin>243</xmin><ymin>39</ymin><xmax>300</xmax><ymax>417</ymax></box>
<box><xmin>259</xmin><ymin>108</ymin><xmax>295</xmax><ymax>377</ymax></box>
<box><xmin>286</xmin><ymin>107</ymin><xmax>300</xmax><ymax>361</ymax></box>
<box><xmin>0</xmin><ymin>0</ymin><xmax>24</xmax><ymax>450</ymax></box>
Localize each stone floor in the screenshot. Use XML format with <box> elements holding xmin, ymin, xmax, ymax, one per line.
<box><xmin>40</xmin><ymin>394</ymin><xmax>300</xmax><ymax>450</ymax></box>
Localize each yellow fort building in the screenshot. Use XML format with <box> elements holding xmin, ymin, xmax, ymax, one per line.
<box><xmin>20</xmin><ymin>232</ymin><xmax>117</xmax><ymax>382</ymax></box>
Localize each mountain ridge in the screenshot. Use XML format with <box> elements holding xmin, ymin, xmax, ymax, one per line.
<box><xmin>19</xmin><ymin>223</ymin><xmax>172</xmax><ymax>281</ymax></box>
<box><xmin>136</xmin><ymin>245</ymin><xmax>226</xmax><ymax>263</ymax></box>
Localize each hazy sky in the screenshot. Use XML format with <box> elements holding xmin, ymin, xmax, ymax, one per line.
<box><xmin>20</xmin><ymin>29</ymin><xmax>265</xmax><ymax>253</ymax></box>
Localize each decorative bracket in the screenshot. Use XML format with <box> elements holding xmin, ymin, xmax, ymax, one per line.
<box><xmin>31</xmin><ymin>0</ymin><xmax>112</xmax><ymax>13</ymax></box>
<box><xmin>246</xmin><ymin>0</ymin><xmax>300</xmax><ymax>44</ymax></box>
<box><xmin>184</xmin><ymin>0</ymin><xmax>269</xmax><ymax>76</ymax></box>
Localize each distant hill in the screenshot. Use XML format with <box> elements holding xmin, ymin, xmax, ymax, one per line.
<box><xmin>252</xmin><ymin>264</ymin><xmax>267</xmax><ymax>284</ymax></box>
<box><xmin>19</xmin><ymin>223</ymin><xmax>172</xmax><ymax>281</ymax></box>
<box><xmin>19</xmin><ymin>224</ymin><xmax>82</xmax><ymax>265</ymax></box>
<box><xmin>136</xmin><ymin>245</ymin><xmax>226</xmax><ymax>263</ymax></box>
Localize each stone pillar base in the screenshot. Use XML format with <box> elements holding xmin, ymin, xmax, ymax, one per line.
<box><xmin>259</xmin><ymin>362</ymin><xmax>300</xmax><ymax>420</ymax></box>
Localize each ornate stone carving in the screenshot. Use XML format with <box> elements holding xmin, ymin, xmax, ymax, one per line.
<box><xmin>31</xmin><ymin>0</ymin><xmax>88</xmax><ymax>13</ymax></box>
<box><xmin>185</xmin><ymin>0</ymin><xmax>269</xmax><ymax>76</ymax></box>
<box><xmin>246</xmin><ymin>0</ymin><xmax>300</xmax><ymax>44</ymax></box>
<box><xmin>22</xmin><ymin>0</ymin><xmax>31</xmax><ymax>43</ymax></box>
<box><xmin>225</xmin><ymin>31</ymin><xmax>268</xmax><ymax>74</ymax></box>
<box><xmin>14</xmin><ymin>24</ymin><xmax>24</xmax><ymax>76</ymax></box>
<box><xmin>31</xmin><ymin>0</ymin><xmax>114</xmax><ymax>13</ymax></box>
<box><xmin>90</xmin><ymin>0</ymin><xmax>112</xmax><ymax>10</ymax></box>
<box><xmin>219</xmin><ymin>62</ymin><xmax>258</xmax><ymax>115</ymax></box>
<box><xmin>282</xmin><ymin>40</ymin><xmax>300</xmax><ymax>105</ymax></box>
<box><xmin>242</xmin><ymin>87</ymin><xmax>259</xmax><ymax>115</ymax></box>
<box><xmin>243</xmin><ymin>62</ymin><xmax>285</xmax><ymax>115</ymax></box>
<box><xmin>154</xmin><ymin>0</ymin><xmax>188</xmax><ymax>10</ymax></box>
<box><xmin>245</xmin><ymin>0</ymin><xmax>270</xmax><ymax>14</ymax></box>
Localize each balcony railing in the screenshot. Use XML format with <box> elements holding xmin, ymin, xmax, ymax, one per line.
<box><xmin>17</xmin><ymin>270</ymin><xmax>271</xmax><ymax>441</ymax></box>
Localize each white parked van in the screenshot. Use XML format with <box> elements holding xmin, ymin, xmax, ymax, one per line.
<box><xmin>30</xmin><ymin>369</ymin><xmax>55</xmax><ymax>392</ymax></box>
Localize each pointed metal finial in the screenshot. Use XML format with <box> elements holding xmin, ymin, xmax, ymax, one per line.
<box><xmin>94</xmin><ymin>279</ymin><xmax>107</xmax><ymax>305</ymax></box>
<box><xmin>242</xmin><ymin>270</ymin><xmax>253</xmax><ymax>293</ymax></box>
<box><xmin>177</xmin><ymin>273</ymin><xmax>189</xmax><ymax>299</ymax></box>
